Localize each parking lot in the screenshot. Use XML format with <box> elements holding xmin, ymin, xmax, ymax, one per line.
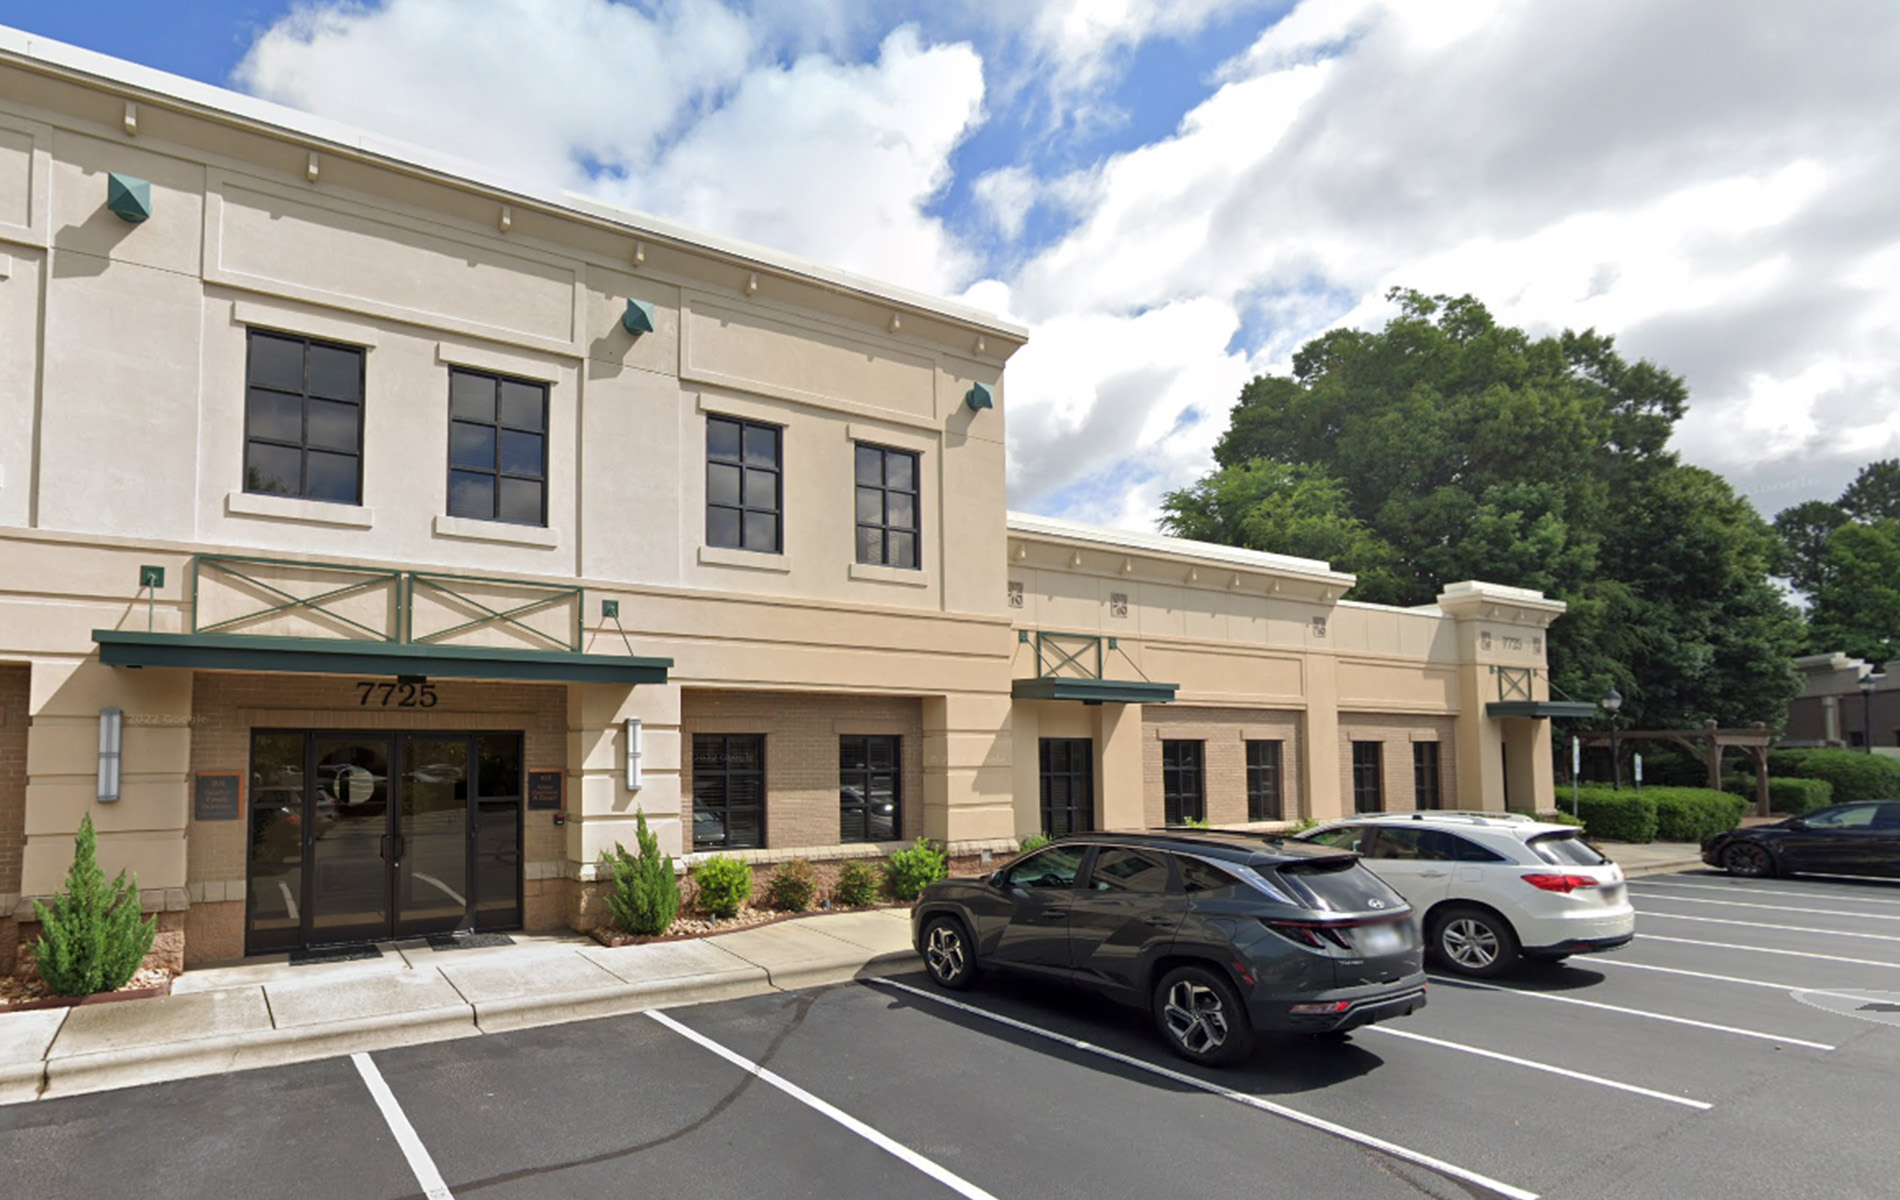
<box><xmin>7</xmin><ymin>867</ymin><xmax>1900</xmax><ymax>1200</ymax></box>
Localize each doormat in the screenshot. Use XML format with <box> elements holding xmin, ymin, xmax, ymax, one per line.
<box><xmin>289</xmin><ymin>944</ymin><xmax>385</xmax><ymax>966</ymax></box>
<box><xmin>424</xmin><ymin>932</ymin><xmax>515</xmax><ymax>951</ymax></box>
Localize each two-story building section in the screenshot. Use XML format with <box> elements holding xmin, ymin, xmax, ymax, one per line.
<box><xmin>0</xmin><ymin>27</ymin><xmax>1579</xmax><ymax>974</ymax></box>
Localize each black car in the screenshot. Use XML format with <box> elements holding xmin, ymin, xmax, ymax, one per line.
<box><xmin>1704</xmin><ymin>802</ymin><xmax>1900</xmax><ymax>879</ymax></box>
<box><xmin>910</xmin><ymin>830</ymin><xmax>1427</xmax><ymax>1066</ymax></box>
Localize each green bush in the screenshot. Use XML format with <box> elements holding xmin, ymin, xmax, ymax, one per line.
<box><xmin>1289</xmin><ymin>816</ymin><xmax>1320</xmax><ymax>834</ymax></box>
<box><xmin>32</xmin><ymin>815</ymin><xmax>156</xmax><ymax>996</ymax></box>
<box><xmin>601</xmin><ymin>809</ymin><xmax>681</xmax><ymax>936</ymax></box>
<box><xmin>1769</xmin><ymin>777</ymin><xmax>1834</xmax><ymax>815</ymax></box>
<box><xmin>692</xmin><ymin>855</ymin><xmax>753</xmax><ymax>918</ymax></box>
<box><xmin>1571</xmin><ymin>788</ymin><xmax>1659</xmax><ymax>843</ymax></box>
<box><xmin>1647</xmin><ymin>787</ymin><xmax>1748</xmax><ymax>842</ymax></box>
<box><xmin>1536</xmin><ymin>809</ymin><xmax>1586</xmax><ymax>828</ymax></box>
<box><xmin>883</xmin><ymin>837</ymin><xmax>948</xmax><ymax>901</ymax></box>
<box><xmin>1018</xmin><ymin>833</ymin><xmax>1051</xmax><ymax>854</ymax></box>
<box><xmin>833</xmin><ymin>859</ymin><xmax>882</xmax><ymax>907</ymax></box>
<box><xmin>1768</xmin><ymin>749</ymin><xmax>1900</xmax><ymax>803</ymax></box>
<box><xmin>764</xmin><ymin>859</ymin><xmax>818</xmax><ymax>913</ymax></box>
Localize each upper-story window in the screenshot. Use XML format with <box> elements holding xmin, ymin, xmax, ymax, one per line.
<box><xmin>707</xmin><ymin>416</ymin><xmax>781</xmax><ymax>554</ymax></box>
<box><xmin>244</xmin><ymin>330</ymin><xmax>364</xmax><ymax>505</ymax></box>
<box><xmin>855</xmin><ymin>443</ymin><xmax>919</xmax><ymax>569</ymax></box>
<box><xmin>447</xmin><ymin>368</ymin><xmax>548</xmax><ymax>526</ymax></box>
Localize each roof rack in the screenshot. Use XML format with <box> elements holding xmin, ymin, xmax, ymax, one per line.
<box><xmin>1355</xmin><ymin>810</ymin><xmax>1538</xmax><ymax>825</ymax></box>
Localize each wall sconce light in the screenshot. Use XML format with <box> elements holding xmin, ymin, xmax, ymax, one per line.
<box><xmin>98</xmin><ymin>707</ymin><xmax>124</xmax><ymax>803</ymax></box>
<box><xmin>107</xmin><ymin>173</ymin><xmax>153</xmax><ymax>223</ymax></box>
<box><xmin>625</xmin><ymin>717</ymin><xmax>643</xmax><ymax>791</ymax></box>
<box><xmin>621</xmin><ymin>299</ymin><xmax>656</xmax><ymax>335</ymax></box>
<box><xmin>601</xmin><ymin>599</ymin><xmax>620</xmax><ymax>619</ymax></box>
<box><xmin>965</xmin><ymin>382</ymin><xmax>994</xmax><ymax>412</ymax></box>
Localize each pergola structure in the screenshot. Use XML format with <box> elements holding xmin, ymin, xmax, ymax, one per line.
<box><xmin>1574</xmin><ymin>721</ymin><xmax>1776</xmax><ymax>817</ymax></box>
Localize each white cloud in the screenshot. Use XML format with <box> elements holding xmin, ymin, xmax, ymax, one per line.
<box><xmin>972</xmin><ymin>165</ymin><xmax>1038</xmax><ymax>240</ymax></box>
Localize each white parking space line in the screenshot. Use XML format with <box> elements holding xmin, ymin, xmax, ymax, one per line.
<box><xmin>1358</xmin><ymin>1027</ymin><xmax>1712</xmax><ymax>1109</ymax></box>
<box><xmin>1631</xmin><ymin>894</ymin><xmax>1900</xmax><ymax>922</ymax></box>
<box><xmin>866</xmin><ymin>977</ymin><xmax>1540</xmax><ymax>1200</ymax></box>
<box><xmin>1638</xmin><ymin>912</ymin><xmax>1900</xmax><ymax>943</ymax></box>
<box><xmin>1634</xmin><ymin>880</ymin><xmax>1900</xmax><ymax>908</ymax></box>
<box><xmin>352</xmin><ymin>1052</ymin><xmax>455</xmax><ymax>1200</ymax></box>
<box><xmin>1426</xmin><ymin>975</ymin><xmax>1834</xmax><ymax>1050</ymax></box>
<box><xmin>1638</xmin><ymin>934</ymin><xmax>1900</xmax><ymax>969</ymax></box>
<box><xmin>648</xmin><ymin>1010</ymin><xmax>1003</xmax><ymax>1200</ymax></box>
<box><xmin>1600</xmin><ymin>959</ymin><xmax>1883</xmax><ymax>1005</ymax></box>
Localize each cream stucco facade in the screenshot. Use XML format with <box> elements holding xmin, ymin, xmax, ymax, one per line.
<box><xmin>0</xmin><ymin>28</ymin><xmax>1567</xmax><ymax>972</ymax></box>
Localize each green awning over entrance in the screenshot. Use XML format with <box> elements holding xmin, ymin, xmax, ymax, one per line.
<box><xmin>1486</xmin><ymin>700</ymin><xmax>1599</xmax><ymax>720</ymax></box>
<box><xmin>1012</xmin><ymin>677</ymin><xmax>1178</xmax><ymax>705</ymax></box>
<box><xmin>94</xmin><ymin>630</ymin><xmax>671</xmax><ymax>685</ymax></box>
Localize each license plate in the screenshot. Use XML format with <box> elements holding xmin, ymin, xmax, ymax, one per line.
<box><xmin>1360</xmin><ymin>925</ymin><xmax>1404</xmax><ymax>955</ymax></box>
<box><xmin>1599</xmin><ymin>883</ymin><xmax>1624</xmax><ymax>903</ymax></box>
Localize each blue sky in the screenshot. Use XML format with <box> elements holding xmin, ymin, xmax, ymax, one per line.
<box><xmin>9</xmin><ymin>1</ymin><xmax>1900</xmax><ymax>532</ymax></box>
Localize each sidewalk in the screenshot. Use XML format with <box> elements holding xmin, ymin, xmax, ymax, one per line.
<box><xmin>0</xmin><ymin>907</ymin><xmax>919</xmax><ymax>1106</ymax></box>
<box><xmin>1602</xmin><ymin>839</ymin><xmax>1708</xmax><ymax>878</ymax></box>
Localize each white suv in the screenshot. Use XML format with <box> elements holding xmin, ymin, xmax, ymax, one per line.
<box><xmin>1296</xmin><ymin>812</ymin><xmax>1635</xmax><ymax>977</ymax></box>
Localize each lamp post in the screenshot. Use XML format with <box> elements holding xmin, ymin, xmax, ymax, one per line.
<box><xmin>1860</xmin><ymin>668</ymin><xmax>1886</xmax><ymax>753</ymax></box>
<box><xmin>1601</xmin><ymin>686</ymin><xmax>1624</xmax><ymax>790</ymax></box>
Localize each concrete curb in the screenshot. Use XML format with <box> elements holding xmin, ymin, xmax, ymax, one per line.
<box><xmin>1620</xmin><ymin>858</ymin><xmax>1706</xmax><ymax>879</ymax></box>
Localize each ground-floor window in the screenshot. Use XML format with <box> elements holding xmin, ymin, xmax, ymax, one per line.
<box><xmin>1162</xmin><ymin>739</ymin><xmax>1205</xmax><ymax>825</ymax></box>
<box><xmin>840</xmin><ymin>735</ymin><xmax>900</xmax><ymax>842</ymax></box>
<box><xmin>1413</xmin><ymin>742</ymin><xmax>1442</xmax><ymax>810</ymax></box>
<box><xmin>1246</xmin><ymin>739</ymin><xmax>1284</xmax><ymax>821</ymax></box>
<box><xmin>1352</xmin><ymin>741</ymin><xmax>1384</xmax><ymax>814</ymax></box>
<box><xmin>1039</xmin><ymin>738</ymin><xmax>1094</xmax><ymax>835</ymax></box>
<box><xmin>693</xmin><ymin>734</ymin><xmax>765</xmax><ymax>850</ymax></box>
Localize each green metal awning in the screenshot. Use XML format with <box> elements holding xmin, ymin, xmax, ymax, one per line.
<box><xmin>1012</xmin><ymin>677</ymin><xmax>1178</xmax><ymax>705</ymax></box>
<box><xmin>1486</xmin><ymin>700</ymin><xmax>1599</xmax><ymax>720</ymax></box>
<box><xmin>94</xmin><ymin>630</ymin><xmax>671</xmax><ymax>685</ymax></box>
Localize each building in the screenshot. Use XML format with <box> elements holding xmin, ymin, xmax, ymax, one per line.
<box><xmin>0</xmin><ymin>27</ymin><xmax>1572</xmax><ymax>975</ymax></box>
<box><xmin>1787</xmin><ymin>652</ymin><xmax>1898</xmax><ymax>753</ymax></box>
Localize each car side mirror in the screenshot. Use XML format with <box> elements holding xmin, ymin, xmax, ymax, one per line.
<box><xmin>1785</xmin><ymin>818</ymin><xmax>1808</xmax><ymax>831</ymax></box>
<box><xmin>988</xmin><ymin>870</ymin><xmax>1007</xmax><ymax>888</ymax></box>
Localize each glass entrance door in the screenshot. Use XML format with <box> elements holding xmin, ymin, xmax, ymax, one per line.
<box><xmin>397</xmin><ymin>737</ymin><xmax>470</xmax><ymax>937</ymax></box>
<box><xmin>310</xmin><ymin>735</ymin><xmax>395</xmax><ymax>944</ymax></box>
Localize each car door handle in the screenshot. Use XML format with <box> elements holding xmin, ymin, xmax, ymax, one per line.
<box><xmin>1419</xmin><ymin>870</ymin><xmax>1448</xmax><ymax>878</ymax></box>
<box><xmin>1142</xmin><ymin>915</ymin><xmax>1175</xmax><ymax>927</ymax></box>
<box><xmin>1042</xmin><ymin>909</ymin><xmax>1070</xmax><ymax>920</ymax></box>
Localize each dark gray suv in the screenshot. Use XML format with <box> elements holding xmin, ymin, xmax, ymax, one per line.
<box><xmin>911</xmin><ymin>830</ymin><xmax>1426</xmax><ymax>1066</ymax></box>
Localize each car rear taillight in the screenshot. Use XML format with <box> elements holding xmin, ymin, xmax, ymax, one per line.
<box><xmin>1289</xmin><ymin>1000</ymin><xmax>1352</xmax><ymax>1015</ymax></box>
<box><xmin>1521</xmin><ymin>873</ymin><xmax>1598</xmax><ymax>893</ymax></box>
<box><xmin>1263</xmin><ymin>919</ymin><xmax>1353</xmax><ymax>949</ymax></box>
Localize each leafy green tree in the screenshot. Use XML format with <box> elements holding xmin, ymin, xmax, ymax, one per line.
<box><xmin>1772</xmin><ymin>500</ymin><xmax>1849</xmax><ymax>597</ymax></box>
<box><xmin>32</xmin><ymin>814</ymin><xmax>156</xmax><ymax>996</ymax></box>
<box><xmin>1839</xmin><ymin>459</ymin><xmax>1900</xmax><ymax>522</ymax></box>
<box><xmin>1805</xmin><ymin>520</ymin><xmax>1900</xmax><ymax>664</ymax></box>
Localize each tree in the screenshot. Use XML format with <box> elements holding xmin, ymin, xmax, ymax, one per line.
<box><xmin>1772</xmin><ymin>500</ymin><xmax>1848</xmax><ymax>597</ymax></box>
<box><xmin>1805</xmin><ymin>520</ymin><xmax>1900</xmax><ymax>664</ymax></box>
<box><xmin>1171</xmin><ymin>289</ymin><xmax>1802</xmax><ymax>729</ymax></box>
<box><xmin>600</xmin><ymin>809</ymin><xmax>680</xmax><ymax>936</ymax></box>
<box><xmin>1838</xmin><ymin>459</ymin><xmax>1900</xmax><ymax>522</ymax></box>
<box><xmin>31</xmin><ymin>814</ymin><xmax>156</xmax><ymax>996</ymax></box>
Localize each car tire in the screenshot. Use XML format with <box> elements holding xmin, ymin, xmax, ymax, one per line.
<box><xmin>920</xmin><ymin>915</ymin><xmax>981</xmax><ymax>991</ymax></box>
<box><xmin>1153</xmin><ymin>965</ymin><xmax>1254</xmax><ymax>1067</ymax></box>
<box><xmin>1430</xmin><ymin>906</ymin><xmax>1521</xmax><ymax>978</ymax></box>
<box><xmin>1721</xmin><ymin>841</ymin><xmax>1776</xmax><ymax>879</ymax></box>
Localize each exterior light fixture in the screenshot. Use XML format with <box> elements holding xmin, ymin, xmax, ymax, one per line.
<box><xmin>106</xmin><ymin>173</ymin><xmax>153</xmax><ymax>223</ymax></box>
<box><xmin>621</xmin><ymin>299</ymin><xmax>656</xmax><ymax>335</ymax></box>
<box><xmin>1600</xmin><ymin>686</ymin><xmax>1623</xmax><ymax>790</ymax></box>
<box><xmin>965</xmin><ymin>382</ymin><xmax>994</xmax><ymax>412</ymax></box>
<box><xmin>1860</xmin><ymin>668</ymin><xmax>1885</xmax><ymax>753</ymax></box>
<box><xmin>625</xmin><ymin>717</ymin><xmax>643</xmax><ymax>791</ymax></box>
<box><xmin>98</xmin><ymin>707</ymin><xmax>124</xmax><ymax>803</ymax></box>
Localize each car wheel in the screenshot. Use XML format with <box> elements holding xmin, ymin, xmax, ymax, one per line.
<box><xmin>1430</xmin><ymin>906</ymin><xmax>1521</xmax><ymax>978</ymax></box>
<box><xmin>1721</xmin><ymin>841</ymin><xmax>1776</xmax><ymax>879</ymax></box>
<box><xmin>1153</xmin><ymin>965</ymin><xmax>1254</xmax><ymax>1067</ymax></box>
<box><xmin>921</xmin><ymin>915</ymin><xmax>980</xmax><ymax>991</ymax></box>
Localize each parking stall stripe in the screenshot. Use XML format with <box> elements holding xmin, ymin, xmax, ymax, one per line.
<box><xmin>1637</xmin><ymin>934</ymin><xmax>1900</xmax><ymax>969</ymax></box>
<box><xmin>351</xmin><ymin>1052</ymin><xmax>455</xmax><ymax>1200</ymax></box>
<box><xmin>1638</xmin><ymin>912</ymin><xmax>1900</xmax><ymax>943</ymax></box>
<box><xmin>865</xmin><ymin>977</ymin><xmax>1541</xmax><ymax>1200</ymax></box>
<box><xmin>1631</xmin><ymin>894</ymin><xmax>1900</xmax><ymax>922</ymax></box>
<box><xmin>1633</xmin><ymin>880</ymin><xmax>1900</xmax><ymax>908</ymax></box>
<box><xmin>647</xmin><ymin>1010</ymin><xmax>1003</xmax><ymax>1200</ymax></box>
<box><xmin>1600</xmin><ymin>959</ymin><xmax>1883</xmax><ymax>1005</ymax></box>
<box><xmin>1358</xmin><ymin>1027</ymin><xmax>1712</xmax><ymax>1108</ymax></box>
<box><xmin>1425</xmin><ymin>975</ymin><xmax>1834</xmax><ymax>1050</ymax></box>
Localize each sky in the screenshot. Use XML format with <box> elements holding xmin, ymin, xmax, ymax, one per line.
<box><xmin>9</xmin><ymin>0</ymin><xmax>1900</xmax><ymax>533</ymax></box>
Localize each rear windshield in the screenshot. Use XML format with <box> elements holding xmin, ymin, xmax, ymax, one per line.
<box><xmin>1275</xmin><ymin>857</ymin><xmax>1407</xmax><ymax>914</ymax></box>
<box><xmin>1529</xmin><ymin>832</ymin><xmax>1610</xmax><ymax>866</ymax></box>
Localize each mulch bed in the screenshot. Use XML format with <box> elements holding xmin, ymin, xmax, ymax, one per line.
<box><xmin>589</xmin><ymin>902</ymin><xmax>911</xmax><ymax>949</ymax></box>
<box><xmin>0</xmin><ymin>967</ymin><xmax>176</xmax><ymax>1013</ymax></box>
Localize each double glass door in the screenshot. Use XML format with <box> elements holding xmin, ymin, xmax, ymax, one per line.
<box><xmin>247</xmin><ymin>730</ymin><xmax>524</xmax><ymax>954</ymax></box>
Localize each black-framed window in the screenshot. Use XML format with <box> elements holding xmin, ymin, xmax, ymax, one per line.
<box><xmin>1352</xmin><ymin>741</ymin><xmax>1385</xmax><ymax>814</ymax></box>
<box><xmin>707</xmin><ymin>416</ymin><xmax>781</xmax><ymax>553</ymax></box>
<box><xmin>840</xmin><ymin>735</ymin><xmax>900</xmax><ymax>843</ymax></box>
<box><xmin>1039</xmin><ymin>738</ymin><xmax>1095</xmax><ymax>836</ymax></box>
<box><xmin>446</xmin><ymin>368</ymin><xmax>548</xmax><ymax>526</ymax></box>
<box><xmin>244</xmin><ymin>329</ymin><xmax>364</xmax><ymax>504</ymax></box>
<box><xmin>692</xmin><ymin>734</ymin><xmax>764</xmax><ymax>850</ymax></box>
<box><xmin>1413</xmin><ymin>742</ymin><xmax>1442</xmax><ymax>811</ymax></box>
<box><xmin>1246</xmin><ymin>740</ymin><xmax>1283</xmax><ymax>821</ymax></box>
<box><xmin>855</xmin><ymin>443</ymin><xmax>919</xmax><ymax>569</ymax></box>
<box><xmin>1162</xmin><ymin>740</ymin><xmax>1205</xmax><ymax>825</ymax></box>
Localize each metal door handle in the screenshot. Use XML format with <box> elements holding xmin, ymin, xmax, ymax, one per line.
<box><xmin>1419</xmin><ymin>870</ymin><xmax>1448</xmax><ymax>878</ymax></box>
<box><xmin>1143</xmin><ymin>916</ymin><xmax>1174</xmax><ymax>927</ymax></box>
<box><xmin>1043</xmin><ymin>909</ymin><xmax>1070</xmax><ymax>919</ymax></box>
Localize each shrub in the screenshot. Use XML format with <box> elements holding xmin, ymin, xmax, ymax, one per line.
<box><xmin>600</xmin><ymin>809</ymin><xmax>680</xmax><ymax>936</ymax></box>
<box><xmin>883</xmin><ymin>837</ymin><xmax>949</xmax><ymax>901</ymax></box>
<box><xmin>1537</xmin><ymin>809</ymin><xmax>1586</xmax><ymax>828</ymax></box>
<box><xmin>833</xmin><ymin>859</ymin><xmax>882</xmax><ymax>907</ymax></box>
<box><xmin>1769</xmin><ymin>777</ymin><xmax>1833</xmax><ymax>815</ymax></box>
<box><xmin>1570</xmin><ymin>788</ymin><xmax>1659</xmax><ymax>843</ymax></box>
<box><xmin>1647</xmin><ymin>787</ymin><xmax>1748</xmax><ymax>842</ymax></box>
<box><xmin>32</xmin><ymin>814</ymin><xmax>156</xmax><ymax>996</ymax></box>
<box><xmin>1181</xmin><ymin>816</ymin><xmax>1211</xmax><ymax>829</ymax></box>
<box><xmin>1018</xmin><ymin>833</ymin><xmax>1051</xmax><ymax>854</ymax></box>
<box><xmin>764</xmin><ymin>859</ymin><xmax>818</xmax><ymax>913</ymax></box>
<box><xmin>1289</xmin><ymin>816</ymin><xmax>1320</xmax><ymax>834</ymax></box>
<box><xmin>1768</xmin><ymin>749</ymin><xmax>1900</xmax><ymax>803</ymax></box>
<box><xmin>692</xmin><ymin>855</ymin><xmax>752</xmax><ymax>918</ymax></box>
